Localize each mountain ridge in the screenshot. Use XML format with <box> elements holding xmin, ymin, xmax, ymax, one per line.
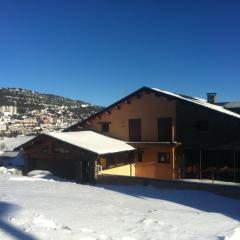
<box><xmin>0</xmin><ymin>87</ymin><xmax>102</xmax><ymax>120</ymax></box>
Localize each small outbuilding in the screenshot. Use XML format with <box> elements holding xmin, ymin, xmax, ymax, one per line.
<box><xmin>15</xmin><ymin>131</ymin><xmax>135</xmax><ymax>183</ymax></box>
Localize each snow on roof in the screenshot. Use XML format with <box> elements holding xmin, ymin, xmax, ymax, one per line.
<box><xmin>0</xmin><ymin>136</ymin><xmax>35</xmax><ymax>151</ymax></box>
<box><xmin>222</xmin><ymin>102</ymin><xmax>240</xmax><ymax>109</ymax></box>
<box><xmin>152</xmin><ymin>88</ymin><xmax>240</xmax><ymax>119</ymax></box>
<box><xmin>0</xmin><ymin>151</ymin><xmax>19</xmax><ymax>158</ymax></box>
<box><xmin>46</xmin><ymin>131</ymin><xmax>135</xmax><ymax>155</ymax></box>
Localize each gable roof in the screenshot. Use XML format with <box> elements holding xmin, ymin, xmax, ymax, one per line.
<box><xmin>47</xmin><ymin>131</ymin><xmax>135</xmax><ymax>155</ymax></box>
<box><xmin>65</xmin><ymin>86</ymin><xmax>240</xmax><ymax>131</ymax></box>
<box><xmin>16</xmin><ymin>131</ymin><xmax>135</xmax><ymax>155</ymax></box>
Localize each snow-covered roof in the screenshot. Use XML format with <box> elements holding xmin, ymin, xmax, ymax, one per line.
<box><xmin>46</xmin><ymin>131</ymin><xmax>135</xmax><ymax>155</ymax></box>
<box><xmin>0</xmin><ymin>151</ymin><xmax>19</xmax><ymax>158</ymax></box>
<box><xmin>152</xmin><ymin>88</ymin><xmax>240</xmax><ymax>119</ymax></box>
<box><xmin>220</xmin><ymin>102</ymin><xmax>240</xmax><ymax>109</ymax></box>
<box><xmin>0</xmin><ymin>136</ymin><xmax>35</xmax><ymax>151</ymax></box>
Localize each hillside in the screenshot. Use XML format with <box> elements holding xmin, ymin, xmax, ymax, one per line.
<box><xmin>0</xmin><ymin>87</ymin><xmax>102</xmax><ymax>120</ymax></box>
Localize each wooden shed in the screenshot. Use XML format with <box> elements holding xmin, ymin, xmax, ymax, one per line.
<box><xmin>15</xmin><ymin>131</ymin><xmax>135</xmax><ymax>183</ymax></box>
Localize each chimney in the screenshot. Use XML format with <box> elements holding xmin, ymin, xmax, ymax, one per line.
<box><xmin>207</xmin><ymin>93</ymin><xmax>217</xmax><ymax>104</ymax></box>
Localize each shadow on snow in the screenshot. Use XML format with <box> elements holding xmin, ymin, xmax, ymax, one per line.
<box><xmin>0</xmin><ymin>201</ymin><xmax>37</xmax><ymax>240</ymax></box>
<box><xmin>96</xmin><ymin>184</ymin><xmax>240</xmax><ymax>221</ymax></box>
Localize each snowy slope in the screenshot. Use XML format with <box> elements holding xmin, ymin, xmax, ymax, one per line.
<box><xmin>0</xmin><ymin>174</ymin><xmax>240</xmax><ymax>240</ymax></box>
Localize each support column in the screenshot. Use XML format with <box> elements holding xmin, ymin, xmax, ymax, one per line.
<box><xmin>234</xmin><ymin>151</ymin><xmax>236</xmax><ymax>182</ymax></box>
<box><xmin>199</xmin><ymin>150</ymin><xmax>202</xmax><ymax>180</ymax></box>
<box><xmin>89</xmin><ymin>160</ymin><xmax>97</xmax><ymax>184</ymax></box>
<box><xmin>75</xmin><ymin>161</ymin><xmax>83</xmax><ymax>183</ymax></box>
<box><xmin>171</xmin><ymin>125</ymin><xmax>175</xmax><ymax>142</ymax></box>
<box><xmin>171</xmin><ymin>124</ymin><xmax>176</xmax><ymax>180</ymax></box>
<box><xmin>172</xmin><ymin>147</ymin><xmax>176</xmax><ymax>180</ymax></box>
<box><xmin>23</xmin><ymin>154</ymin><xmax>30</xmax><ymax>175</ymax></box>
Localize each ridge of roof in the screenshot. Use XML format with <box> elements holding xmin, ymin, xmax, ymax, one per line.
<box><xmin>65</xmin><ymin>86</ymin><xmax>240</xmax><ymax>131</ymax></box>
<box><xmin>151</xmin><ymin>87</ymin><xmax>240</xmax><ymax>119</ymax></box>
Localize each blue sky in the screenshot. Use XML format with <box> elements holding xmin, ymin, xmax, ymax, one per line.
<box><xmin>0</xmin><ymin>0</ymin><xmax>240</xmax><ymax>106</ymax></box>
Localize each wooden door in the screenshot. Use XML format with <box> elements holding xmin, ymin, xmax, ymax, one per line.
<box><xmin>129</xmin><ymin>119</ymin><xmax>141</xmax><ymax>141</ymax></box>
<box><xmin>158</xmin><ymin>117</ymin><xmax>172</xmax><ymax>141</ymax></box>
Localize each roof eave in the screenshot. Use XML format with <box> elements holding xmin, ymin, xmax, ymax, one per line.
<box><xmin>64</xmin><ymin>86</ymin><xmax>240</xmax><ymax>132</ymax></box>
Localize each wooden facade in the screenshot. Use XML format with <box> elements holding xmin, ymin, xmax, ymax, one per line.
<box><xmin>176</xmin><ymin>100</ymin><xmax>240</xmax><ymax>181</ymax></box>
<box><xmin>19</xmin><ymin>135</ymin><xmax>98</xmax><ymax>183</ymax></box>
<box><xmin>17</xmin><ymin>132</ymin><xmax>135</xmax><ymax>183</ymax></box>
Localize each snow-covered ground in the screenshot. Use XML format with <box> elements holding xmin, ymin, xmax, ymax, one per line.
<box><xmin>0</xmin><ymin>174</ymin><xmax>240</xmax><ymax>240</ymax></box>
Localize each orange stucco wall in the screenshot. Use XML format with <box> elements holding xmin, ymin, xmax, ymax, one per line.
<box><xmin>98</xmin><ymin>146</ymin><xmax>174</xmax><ymax>179</ymax></box>
<box><xmin>99</xmin><ymin>145</ymin><xmax>175</xmax><ymax>180</ymax></box>
<box><xmin>81</xmin><ymin>92</ymin><xmax>176</xmax><ymax>142</ymax></box>
<box><xmin>81</xmin><ymin>91</ymin><xmax>177</xmax><ymax>180</ymax></box>
<box><xmin>135</xmin><ymin>145</ymin><xmax>174</xmax><ymax>179</ymax></box>
<box><xmin>101</xmin><ymin>164</ymin><xmax>135</xmax><ymax>176</ymax></box>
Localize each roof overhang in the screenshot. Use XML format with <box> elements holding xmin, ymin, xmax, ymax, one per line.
<box><xmin>16</xmin><ymin>131</ymin><xmax>135</xmax><ymax>156</ymax></box>
<box><xmin>64</xmin><ymin>86</ymin><xmax>240</xmax><ymax>132</ymax></box>
<box><xmin>128</xmin><ymin>141</ymin><xmax>181</xmax><ymax>147</ymax></box>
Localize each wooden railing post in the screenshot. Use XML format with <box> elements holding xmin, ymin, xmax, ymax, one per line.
<box><xmin>199</xmin><ymin>150</ymin><xmax>202</xmax><ymax>180</ymax></box>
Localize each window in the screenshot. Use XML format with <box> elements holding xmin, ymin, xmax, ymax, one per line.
<box><xmin>137</xmin><ymin>150</ymin><xmax>143</xmax><ymax>162</ymax></box>
<box><xmin>195</xmin><ymin>121</ymin><xmax>208</xmax><ymax>131</ymax></box>
<box><xmin>40</xmin><ymin>147</ymin><xmax>48</xmax><ymax>153</ymax></box>
<box><xmin>106</xmin><ymin>155</ymin><xmax>115</xmax><ymax>168</ymax></box>
<box><xmin>158</xmin><ymin>118</ymin><xmax>172</xmax><ymax>141</ymax></box>
<box><xmin>129</xmin><ymin>119</ymin><xmax>141</xmax><ymax>141</ymax></box>
<box><xmin>105</xmin><ymin>152</ymin><xmax>133</xmax><ymax>169</ymax></box>
<box><xmin>99</xmin><ymin>122</ymin><xmax>110</xmax><ymax>132</ymax></box>
<box><xmin>158</xmin><ymin>152</ymin><xmax>170</xmax><ymax>164</ymax></box>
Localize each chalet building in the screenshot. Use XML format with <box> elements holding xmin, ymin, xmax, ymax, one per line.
<box><xmin>17</xmin><ymin>87</ymin><xmax>240</xmax><ymax>183</ymax></box>
<box><xmin>65</xmin><ymin>87</ymin><xmax>240</xmax><ymax>182</ymax></box>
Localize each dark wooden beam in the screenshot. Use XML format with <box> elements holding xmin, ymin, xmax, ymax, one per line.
<box><xmin>199</xmin><ymin>150</ymin><xmax>202</xmax><ymax>180</ymax></box>
<box><xmin>144</xmin><ymin>89</ymin><xmax>151</xmax><ymax>94</ymax></box>
<box><xmin>115</xmin><ymin>105</ymin><xmax>121</xmax><ymax>110</ymax></box>
<box><xmin>29</xmin><ymin>151</ymin><xmax>95</xmax><ymax>161</ymax></box>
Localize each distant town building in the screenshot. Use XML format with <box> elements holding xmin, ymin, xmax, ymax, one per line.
<box><xmin>0</xmin><ymin>106</ymin><xmax>17</xmax><ymax>115</ymax></box>
<box><xmin>0</xmin><ymin>123</ymin><xmax>7</xmax><ymax>132</ymax></box>
<box><xmin>38</xmin><ymin>114</ymin><xmax>57</xmax><ymax>124</ymax></box>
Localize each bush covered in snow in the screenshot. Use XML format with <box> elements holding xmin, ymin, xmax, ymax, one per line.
<box><xmin>27</xmin><ymin>170</ymin><xmax>62</xmax><ymax>181</ymax></box>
